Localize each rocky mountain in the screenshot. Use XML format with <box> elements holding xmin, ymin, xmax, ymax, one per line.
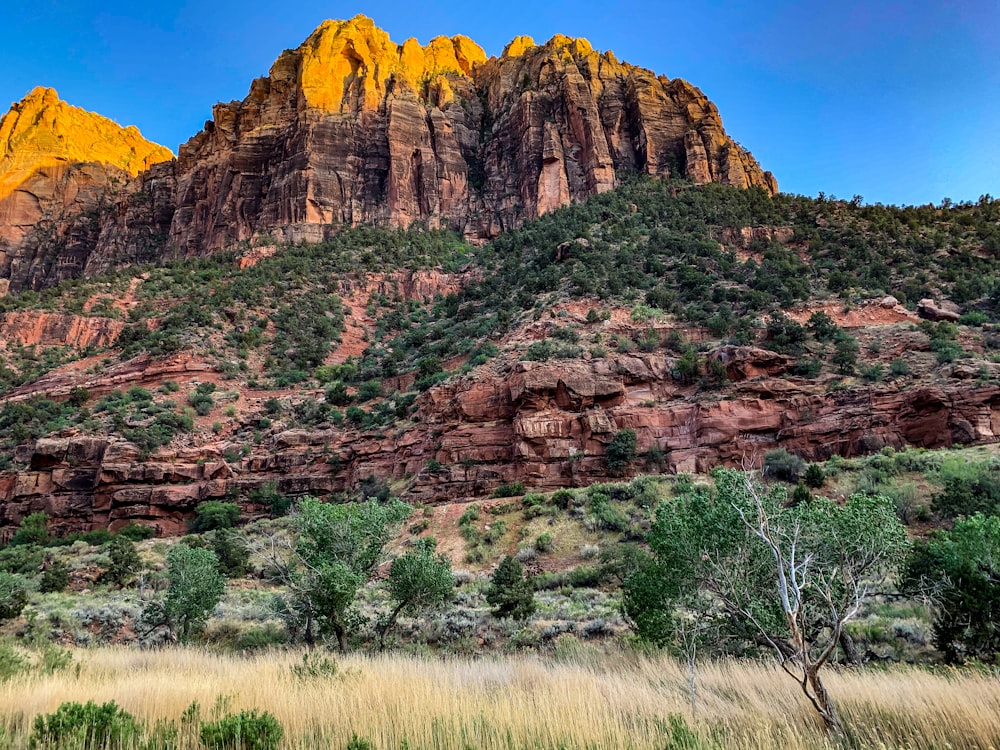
<box><xmin>0</xmin><ymin>175</ymin><xmax>998</xmax><ymax>539</ymax></box>
<box><xmin>0</xmin><ymin>88</ymin><xmax>172</xmax><ymax>292</ymax></box>
<box><xmin>0</xmin><ymin>15</ymin><xmax>775</xmax><ymax>291</ymax></box>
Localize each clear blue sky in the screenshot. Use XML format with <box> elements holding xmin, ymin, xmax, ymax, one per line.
<box><xmin>3</xmin><ymin>0</ymin><xmax>997</xmax><ymax>206</ymax></box>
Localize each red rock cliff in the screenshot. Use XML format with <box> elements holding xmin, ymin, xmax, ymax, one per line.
<box><xmin>1</xmin><ymin>17</ymin><xmax>776</xmax><ymax>287</ymax></box>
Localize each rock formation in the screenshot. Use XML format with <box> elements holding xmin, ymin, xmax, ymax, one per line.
<box><xmin>0</xmin><ymin>87</ymin><xmax>172</xmax><ymax>291</ymax></box>
<box><xmin>0</xmin><ymin>16</ymin><xmax>776</xmax><ymax>289</ymax></box>
<box><xmin>2</xmin><ymin>344</ymin><xmax>998</xmax><ymax>538</ymax></box>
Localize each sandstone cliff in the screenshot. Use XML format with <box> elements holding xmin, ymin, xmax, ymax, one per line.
<box><xmin>0</xmin><ymin>88</ymin><xmax>172</xmax><ymax>291</ymax></box>
<box><xmin>0</xmin><ymin>17</ymin><xmax>776</xmax><ymax>288</ymax></box>
<box><xmin>2</xmin><ymin>346</ymin><xmax>997</xmax><ymax>538</ymax></box>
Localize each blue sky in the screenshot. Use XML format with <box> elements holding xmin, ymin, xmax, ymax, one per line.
<box><xmin>3</xmin><ymin>0</ymin><xmax>997</xmax><ymax>206</ymax></box>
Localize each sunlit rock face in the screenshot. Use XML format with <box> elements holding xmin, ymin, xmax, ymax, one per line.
<box><xmin>0</xmin><ymin>87</ymin><xmax>172</xmax><ymax>291</ymax></box>
<box><xmin>0</xmin><ymin>16</ymin><xmax>776</xmax><ymax>289</ymax></box>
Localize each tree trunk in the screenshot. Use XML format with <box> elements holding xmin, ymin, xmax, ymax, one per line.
<box><xmin>377</xmin><ymin>601</ymin><xmax>409</xmax><ymax>652</ymax></box>
<box><xmin>805</xmin><ymin>666</ymin><xmax>844</xmax><ymax>737</ymax></box>
<box><xmin>839</xmin><ymin>630</ymin><xmax>860</xmax><ymax>665</ymax></box>
<box><xmin>332</xmin><ymin>620</ymin><xmax>347</xmax><ymax>654</ymax></box>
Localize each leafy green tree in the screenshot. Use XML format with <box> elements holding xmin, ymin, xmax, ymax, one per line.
<box><xmin>100</xmin><ymin>536</ymin><xmax>142</xmax><ymax>587</ymax></box>
<box><xmin>606</xmin><ymin>429</ymin><xmax>637</xmax><ymax>477</ymax></box>
<box><xmin>832</xmin><ymin>330</ymin><xmax>859</xmax><ymax>375</ymax></box>
<box><xmin>902</xmin><ymin>514</ymin><xmax>1000</xmax><ymax>663</ymax></box>
<box><xmin>377</xmin><ymin>538</ymin><xmax>454</xmax><ymax>649</ymax></box>
<box><xmin>11</xmin><ymin>512</ymin><xmax>49</xmax><ymax>547</ymax></box>
<box><xmin>39</xmin><ymin>558</ymin><xmax>70</xmax><ymax>593</ymax></box>
<box><xmin>625</xmin><ymin>469</ymin><xmax>907</xmax><ymax>736</ymax></box>
<box><xmin>190</xmin><ymin>501</ymin><xmax>241</xmax><ymax>532</ymax></box>
<box><xmin>0</xmin><ymin>572</ymin><xmax>28</xmax><ymax>621</ymax></box>
<box><xmin>281</xmin><ymin>497</ymin><xmax>410</xmax><ymax>651</ymax></box>
<box><xmin>807</xmin><ymin>311</ymin><xmax>838</xmax><ymax>342</ymax></box>
<box><xmin>486</xmin><ymin>555</ymin><xmax>536</xmax><ymax>621</ymax></box>
<box><xmin>162</xmin><ymin>545</ymin><xmax>225</xmax><ymax>641</ymax></box>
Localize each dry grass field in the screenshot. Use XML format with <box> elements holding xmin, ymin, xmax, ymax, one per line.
<box><xmin>2</xmin><ymin>647</ymin><xmax>999</xmax><ymax>749</ymax></box>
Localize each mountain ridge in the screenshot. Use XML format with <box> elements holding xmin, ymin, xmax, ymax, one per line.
<box><xmin>0</xmin><ymin>15</ymin><xmax>774</xmax><ymax>291</ymax></box>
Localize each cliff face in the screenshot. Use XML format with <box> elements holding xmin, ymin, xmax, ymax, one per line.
<box><xmin>0</xmin><ymin>88</ymin><xmax>172</xmax><ymax>291</ymax></box>
<box><xmin>2</xmin><ymin>348</ymin><xmax>997</xmax><ymax>538</ymax></box>
<box><xmin>159</xmin><ymin>16</ymin><xmax>775</xmax><ymax>253</ymax></box>
<box><xmin>0</xmin><ymin>17</ymin><xmax>775</xmax><ymax>287</ymax></box>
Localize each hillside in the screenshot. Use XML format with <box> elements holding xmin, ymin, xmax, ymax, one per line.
<box><xmin>0</xmin><ymin>178</ymin><xmax>997</xmax><ymax>537</ymax></box>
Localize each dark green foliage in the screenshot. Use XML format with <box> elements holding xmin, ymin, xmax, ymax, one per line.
<box><xmin>208</xmin><ymin>529</ymin><xmax>250</xmax><ymax>578</ymax></box>
<box><xmin>200</xmin><ymin>710</ymin><xmax>283</xmax><ymax>750</ymax></box>
<box><xmin>765</xmin><ymin>312</ymin><xmax>807</xmax><ymax>356</ymax></box>
<box><xmin>100</xmin><ymin>536</ymin><xmax>142</xmax><ymax>587</ymax></box>
<box><xmin>188</xmin><ymin>382</ymin><xmax>216</xmax><ymax>416</ymax></box>
<box><xmin>804</xmin><ymin>463</ymin><xmax>826</xmax><ymax>488</ymax></box>
<box><xmin>379</xmin><ymin>538</ymin><xmax>454</xmax><ymax>648</ymax></box>
<box><xmin>190</xmin><ymin>501</ymin><xmax>241</xmax><ymax>532</ymax></box>
<box><xmin>162</xmin><ymin>545</ymin><xmax>226</xmax><ymax>641</ymax></box>
<box><xmin>606</xmin><ymin>429</ymin><xmax>637</xmax><ymax>477</ymax></box>
<box><xmin>67</xmin><ymin>386</ymin><xmax>91</xmax><ymax>407</ymax></box>
<box><xmin>931</xmin><ymin>459</ymin><xmax>1000</xmax><ymax>518</ymax></box>
<box><xmin>486</xmin><ymin>555</ymin><xmax>536</xmax><ymax>620</ymax></box>
<box><xmin>807</xmin><ymin>311</ymin><xmax>838</xmax><ymax>342</ymax></box>
<box><xmin>492</xmin><ymin>482</ymin><xmax>525</xmax><ymax>498</ymax></box>
<box><xmin>39</xmin><ymin>559</ymin><xmax>70</xmax><ymax>593</ymax></box>
<box><xmin>764</xmin><ymin>448</ymin><xmax>807</xmax><ymax>483</ymax></box>
<box><xmin>832</xmin><ymin>330</ymin><xmax>859</xmax><ymax>374</ymax></box>
<box><xmin>29</xmin><ymin>700</ymin><xmax>142</xmax><ymax>750</ymax></box>
<box><xmin>10</xmin><ymin>512</ymin><xmax>49</xmax><ymax>546</ymax></box>
<box><xmin>116</xmin><ymin>522</ymin><xmax>155</xmax><ymax>541</ymax></box>
<box><xmin>902</xmin><ymin>514</ymin><xmax>1000</xmax><ymax>663</ymax></box>
<box><xmin>0</xmin><ymin>572</ymin><xmax>28</xmax><ymax>621</ymax></box>
<box><xmin>0</xmin><ymin>397</ymin><xmax>78</xmax><ymax>448</ymax></box>
<box><xmin>791</xmin><ymin>483</ymin><xmax>812</xmax><ymax>505</ymax></box>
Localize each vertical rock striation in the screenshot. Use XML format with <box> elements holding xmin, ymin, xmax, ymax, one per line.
<box><xmin>0</xmin><ymin>16</ymin><xmax>777</xmax><ymax>289</ymax></box>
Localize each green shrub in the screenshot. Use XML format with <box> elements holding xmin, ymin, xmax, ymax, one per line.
<box><xmin>11</xmin><ymin>512</ymin><xmax>49</xmax><ymax>546</ymax></box>
<box><xmin>889</xmin><ymin>358</ymin><xmax>911</xmax><ymax>376</ymax></box>
<box><xmin>606</xmin><ymin>429</ymin><xmax>637</xmax><ymax>477</ymax></box>
<box><xmin>100</xmin><ymin>536</ymin><xmax>142</xmax><ymax>587</ymax></box>
<box><xmin>200</xmin><ymin>710</ymin><xmax>283</xmax><ymax>750</ymax></box>
<box><xmin>0</xmin><ymin>572</ymin><xmax>28</xmax><ymax>621</ymax></box>
<box><xmin>39</xmin><ymin>559</ymin><xmax>70</xmax><ymax>593</ymax></box>
<box><xmin>804</xmin><ymin>463</ymin><xmax>826</xmax><ymax>488</ymax></box>
<box><xmin>486</xmin><ymin>555</ymin><xmax>536</xmax><ymax>620</ymax></box>
<box><xmin>492</xmin><ymin>482</ymin><xmax>525</xmax><ymax>498</ymax></box>
<box><xmin>763</xmin><ymin>448</ymin><xmax>807</xmax><ymax>482</ymax></box>
<box><xmin>29</xmin><ymin>700</ymin><xmax>142</xmax><ymax>750</ymax></box>
<box><xmin>190</xmin><ymin>501</ymin><xmax>241</xmax><ymax>532</ymax></box>
<box><xmin>535</xmin><ymin>533</ymin><xmax>554</xmax><ymax>553</ymax></box>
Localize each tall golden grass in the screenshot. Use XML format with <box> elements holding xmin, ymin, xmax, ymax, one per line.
<box><xmin>2</xmin><ymin>647</ymin><xmax>999</xmax><ymax>749</ymax></box>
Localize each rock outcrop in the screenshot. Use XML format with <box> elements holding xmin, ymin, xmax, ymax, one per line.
<box><xmin>0</xmin><ymin>88</ymin><xmax>172</xmax><ymax>291</ymax></box>
<box><xmin>3</xmin><ymin>347</ymin><xmax>998</xmax><ymax>538</ymax></box>
<box><xmin>1</xmin><ymin>16</ymin><xmax>776</xmax><ymax>289</ymax></box>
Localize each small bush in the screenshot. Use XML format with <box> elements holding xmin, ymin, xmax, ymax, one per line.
<box><xmin>889</xmin><ymin>359</ymin><xmax>911</xmax><ymax>376</ymax></box>
<box><xmin>606</xmin><ymin>429</ymin><xmax>637</xmax><ymax>476</ymax></box>
<box><xmin>804</xmin><ymin>463</ymin><xmax>826</xmax><ymax>488</ymax></box>
<box><xmin>534</xmin><ymin>533</ymin><xmax>554</xmax><ymax>553</ymax></box>
<box><xmin>190</xmin><ymin>501</ymin><xmax>241</xmax><ymax>532</ymax></box>
<box><xmin>0</xmin><ymin>572</ymin><xmax>28</xmax><ymax>621</ymax></box>
<box><xmin>39</xmin><ymin>559</ymin><xmax>70</xmax><ymax>593</ymax></box>
<box><xmin>29</xmin><ymin>700</ymin><xmax>142</xmax><ymax>750</ymax></box>
<box><xmin>763</xmin><ymin>448</ymin><xmax>807</xmax><ymax>482</ymax></box>
<box><xmin>200</xmin><ymin>710</ymin><xmax>283</xmax><ymax>750</ymax></box>
<box><xmin>492</xmin><ymin>482</ymin><xmax>525</xmax><ymax>498</ymax></box>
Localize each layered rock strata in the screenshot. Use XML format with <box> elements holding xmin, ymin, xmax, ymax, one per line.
<box><xmin>1</xmin><ymin>16</ymin><xmax>776</xmax><ymax>289</ymax></box>
<box><xmin>2</xmin><ymin>349</ymin><xmax>996</xmax><ymax>538</ymax></box>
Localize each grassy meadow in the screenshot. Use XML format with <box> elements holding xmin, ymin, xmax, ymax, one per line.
<box><xmin>2</xmin><ymin>647</ymin><xmax>1000</xmax><ymax>750</ymax></box>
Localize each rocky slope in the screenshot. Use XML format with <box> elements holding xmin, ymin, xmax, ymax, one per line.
<box><xmin>2</xmin><ymin>295</ymin><xmax>999</xmax><ymax>539</ymax></box>
<box><xmin>0</xmin><ymin>16</ymin><xmax>775</xmax><ymax>290</ymax></box>
<box><xmin>0</xmin><ymin>88</ymin><xmax>172</xmax><ymax>291</ymax></box>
